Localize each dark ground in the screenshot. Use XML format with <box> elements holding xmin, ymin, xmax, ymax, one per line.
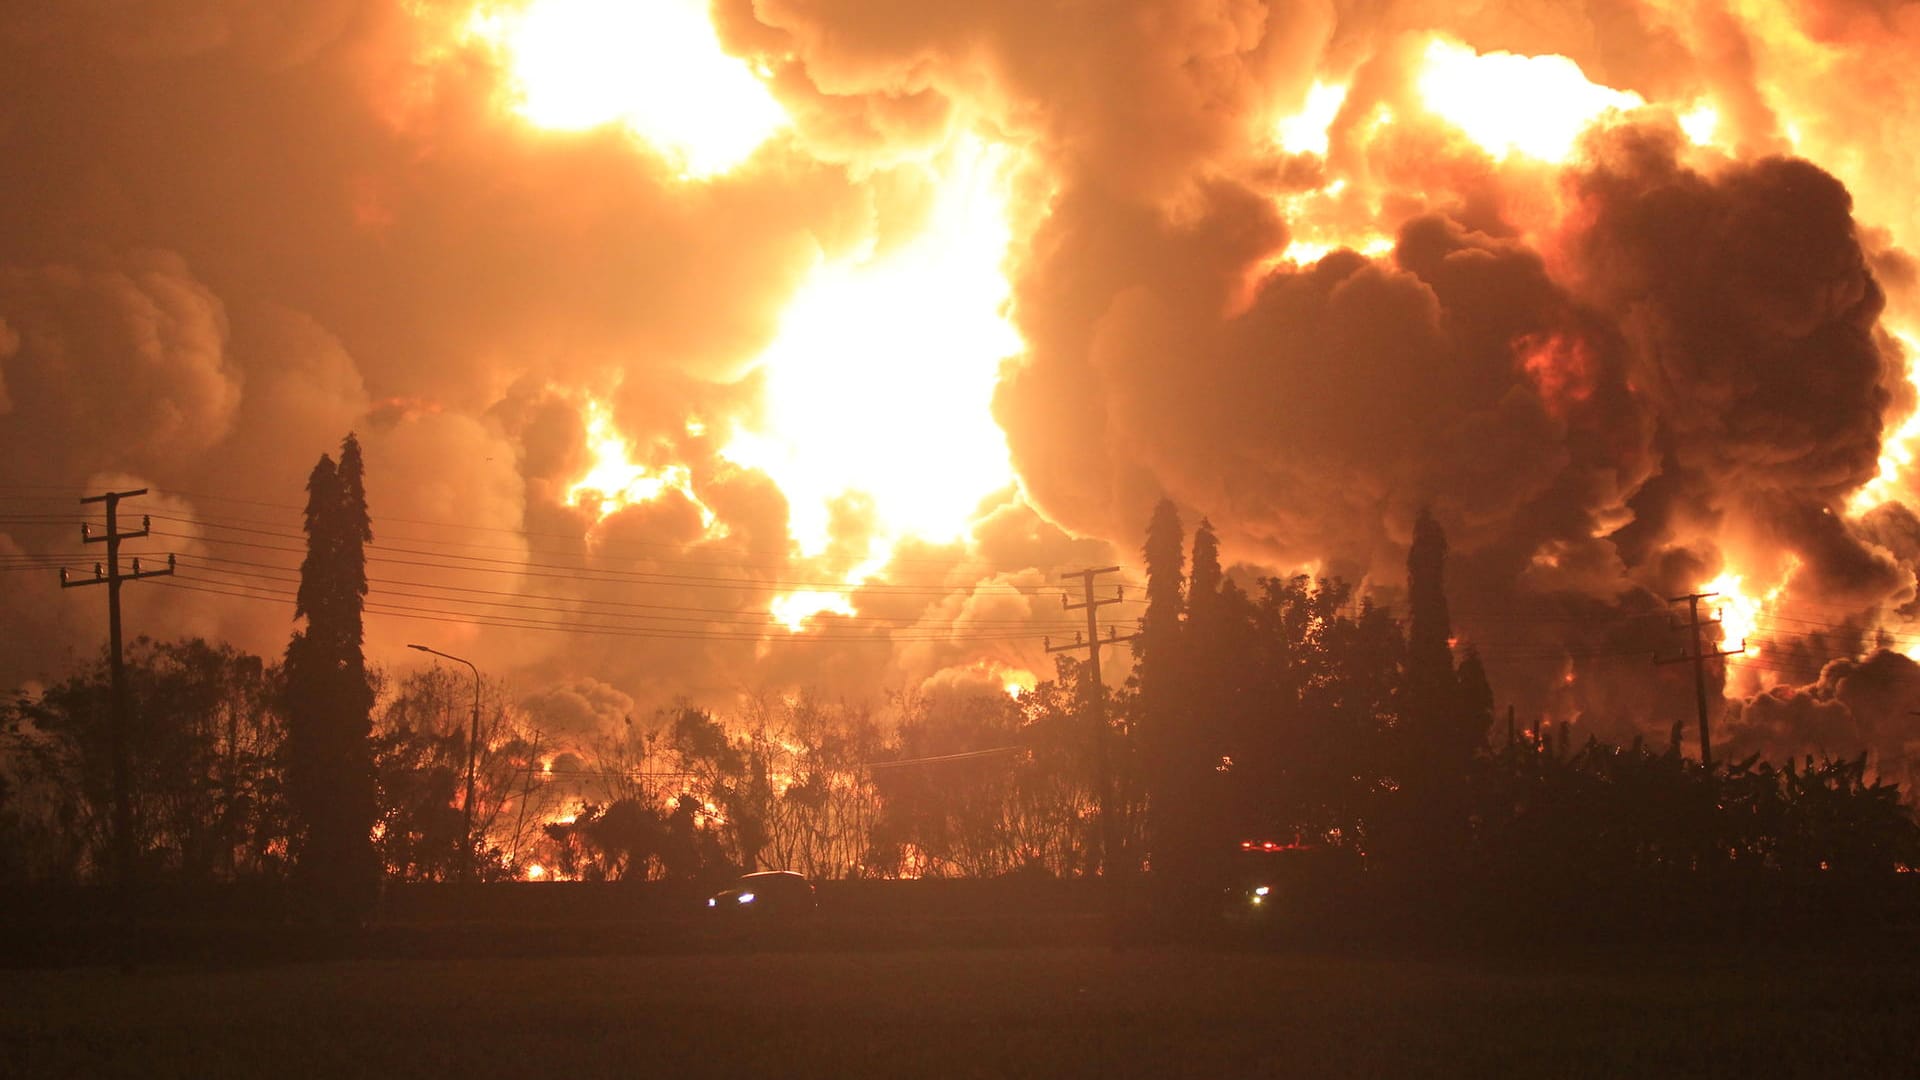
<box><xmin>4</xmin><ymin>941</ymin><xmax>1918</xmax><ymax>1078</ymax></box>
<box><xmin>3</xmin><ymin>882</ymin><xmax>1917</xmax><ymax>1077</ymax></box>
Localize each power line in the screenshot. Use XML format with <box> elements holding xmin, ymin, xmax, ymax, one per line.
<box><xmin>4</xmin><ymin>493</ymin><xmax>1152</xmax><ymax>595</ymax></box>
<box><xmin>148</xmin><ymin>577</ymin><xmax>1060</xmax><ymax>644</ymax></box>
<box><xmin>175</xmin><ymin>553</ymin><xmax>1093</xmax><ymax>631</ymax></box>
<box><xmin>147</xmin><ymin>525</ymin><xmax>1127</xmax><ymax>600</ymax></box>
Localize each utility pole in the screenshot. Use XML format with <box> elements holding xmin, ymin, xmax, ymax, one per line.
<box><xmin>1045</xmin><ymin>567</ymin><xmax>1135</xmax><ymax>884</ymax></box>
<box><xmin>1657</xmin><ymin>592</ymin><xmax>1743</xmax><ymax>770</ymax></box>
<box><xmin>61</xmin><ymin>488</ymin><xmax>173</xmax><ymax>967</ymax></box>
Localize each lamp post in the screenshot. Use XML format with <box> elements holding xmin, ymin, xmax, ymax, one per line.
<box><xmin>408</xmin><ymin>643</ymin><xmax>481</xmax><ymax>881</ymax></box>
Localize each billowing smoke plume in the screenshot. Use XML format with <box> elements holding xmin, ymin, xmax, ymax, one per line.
<box><xmin>6</xmin><ymin>0</ymin><xmax>1920</xmax><ymax>777</ymax></box>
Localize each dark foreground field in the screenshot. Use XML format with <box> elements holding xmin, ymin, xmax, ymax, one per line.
<box><xmin>5</xmin><ymin>940</ymin><xmax>1918</xmax><ymax>1078</ymax></box>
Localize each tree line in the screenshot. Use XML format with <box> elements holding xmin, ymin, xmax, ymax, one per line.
<box><xmin>3</xmin><ymin>437</ymin><xmax>1915</xmax><ymax>928</ymax></box>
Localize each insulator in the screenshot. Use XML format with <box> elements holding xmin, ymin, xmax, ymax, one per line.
<box><xmin>131</xmin><ymin>558</ymin><xmax>141</xmax><ymax>574</ymax></box>
<box><xmin>167</xmin><ymin>553</ymin><xmax>176</xmax><ymax>570</ymax></box>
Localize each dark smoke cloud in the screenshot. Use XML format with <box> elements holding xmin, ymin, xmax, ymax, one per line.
<box><xmin>1724</xmin><ymin>648</ymin><xmax>1920</xmax><ymax>791</ymax></box>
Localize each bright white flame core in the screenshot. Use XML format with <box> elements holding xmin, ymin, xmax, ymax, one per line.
<box><xmin>722</xmin><ymin>135</ymin><xmax>1022</xmax><ymax>556</ymax></box>
<box><xmin>1704</xmin><ymin>570</ymin><xmax>1789</xmax><ymax>669</ymax></box>
<box><xmin>1002</xmin><ymin>668</ymin><xmax>1036</xmax><ymax>698</ymax></box>
<box><xmin>1678</xmin><ymin>102</ymin><xmax>1721</xmax><ymax>146</ymax></box>
<box><xmin>1417</xmin><ymin>38</ymin><xmax>1644</xmax><ymax>161</ymax></box>
<box><xmin>1706</xmin><ymin>574</ymin><xmax>1759</xmax><ymax>657</ymax></box>
<box><xmin>1276</xmin><ymin>82</ymin><xmax>1348</xmax><ymax>156</ymax></box>
<box><xmin>771</xmin><ymin>590</ymin><xmax>856</xmax><ymax>631</ymax></box>
<box><xmin>469</xmin><ymin>0</ymin><xmax>787</xmax><ymax>177</ymax></box>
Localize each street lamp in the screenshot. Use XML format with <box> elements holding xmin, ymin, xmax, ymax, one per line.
<box><xmin>408</xmin><ymin>643</ymin><xmax>481</xmax><ymax>881</ymax></box>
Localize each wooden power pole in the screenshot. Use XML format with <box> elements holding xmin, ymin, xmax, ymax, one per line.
<box><xmin>1045</xmin><ymin>567</ymin><xmax>1136</xmax><ymax>882</ymax></box>
<box><xmin>61</xmin><ymin>488</ymin><xmax>173</xmax><ymax>966</ymax></box>
<box><xmin>1657</xmin><ymin>591</ymin><xmax>1743</xmax><ymax>770</ymax></box>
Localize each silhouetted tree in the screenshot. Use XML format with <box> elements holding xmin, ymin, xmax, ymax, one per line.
<box><xmin>3</xmin><ymin>638</ymin><xmax>287</xmax><ymax>884</ymax></box>
<box><xmin>1180</xmin><ymin>518</ymin><xmax>1246</xmax><ymax>893</ymax></box>
<box><xmin>1237</xmin><ymin>576</ymin><xmax>1398</xmax><ymax>848</ymax></box>
<box><xmin>372</xmin><ymin>666</ymin><xmax>550</xmax><ymax>881</ymax></box>
<box><xmin>1378</xmin><ymin>508</ymin><xmax>1485</xmax><ymax>880</ymax></box>
<box><xmin>283</xmin><ymin>433</ymin><xmax>379</xmax><ymax>922</ymax></box>
<box><xmin>871</xmin><ymin>689</ymin><xmax>1030</xmax><ymax>878</ymax></box>
<box><xmin>1456</xmin><ymin>647</ymin><xmax>1495</xmax><ymax>749</ymax></box>
<box><xmin>761</xmin><ymin>695</ymin><xmax>885</xmax><ymax>879</ymax></box>
<box><xmin>1135</xmin><ymin>499</ymin><xmax>1203</xmax><ymax>906</ymax></box>
<box><xmin>541</xmin><ymin>799</ymin><xmax>666</xmax><ymax>881</ymax></box>
<box><xmin>665</xmin><ymin>704</ymin><xmax>758</xmax><ymax>878</ymax></box>
<box><xmin>1404</xmin><ymin>507</ymin><xmax>1456</xmax><ymax>734</ymax></box>
<box><xmin>1187</xmin><ymin>518</ymin><xmax>1223</xmax><ymax>614</ymax></box>
<box><xmin>0</xmin><ymin>769</ymin><xmax>21</xmax><ymax>885</ymax></box>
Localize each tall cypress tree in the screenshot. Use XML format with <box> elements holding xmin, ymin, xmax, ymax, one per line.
<box><xmin>1392</xmin><ymin>507</ymin><xmax>1484</xmax><ymax>876</ymax></box>
<box><xmin>1187</xmin><ymin>519</ymin><xmax>1222</xmax><ymax>621</ymax></box>
<box><xmin>1184</xmin><ymin>518</ymin><xmax>1225</xmax><ymax>764</ymax></box>
<box><xmin>1135</xmin><ymin>499</ymin><xmax>1196</xmax><ymax>909</ymax></box>
<box><xmin>284</xmin><ymin>433</ymin><xmax>378</xmax><ymax>922</ymax></box>
<box><xmin>1405</xmin><ymin>507</ymin><xmax>1457</xmax><ymax>738</ymax></box>
<box><xmin>1182</xmin><ymin>518</ymin><xmax>1240</xmax><ymax>890</ymax></box>
<box><xmin>1455</xmin><ymin>646</ymin><xmax>1495</xmax><ymax>754</ymax></box>
<box><xmin>1138</xmin><ymin>499</ymin><xmax>1186</xmax><ymax>674</ymax></box>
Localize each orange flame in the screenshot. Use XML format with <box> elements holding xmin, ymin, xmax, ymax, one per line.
<box><xmin>565</xmin><ymin>400</ymin><xmax>717</xmax><ymax>529</ymax></box>
<box><xmin>1848</xmin><ymin>327</ymin><xmax>1920</xmax><ymax>516</ymax></box>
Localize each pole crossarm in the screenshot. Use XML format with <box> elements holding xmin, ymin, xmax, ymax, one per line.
<box><xmin>1045</xmin><ymin>566</ymin><xmax>1136</xmax><ymax>891</ymax></box>
<box><xmin>1656</xmin><ymin>591</ymin><xmax>1744</xmax><ymax>771</ymax></box>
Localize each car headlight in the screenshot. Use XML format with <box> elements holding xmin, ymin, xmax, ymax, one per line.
<box><xmin>707</xmin><ymin>898</ymin><xmax>717</xmax><ymax>907</ymax></box>
<box><xmin>737</xmin><ymin>892</ymin><xmax>756</xmax><ymax>904</ymax></box>
<box><xmin>1253</xmin><ymin>886</ymin><xmax>1270</xmax><ymax>897</ymax></box>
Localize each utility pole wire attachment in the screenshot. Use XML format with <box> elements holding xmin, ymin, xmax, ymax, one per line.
<box><xmin>60</xmin><ymin>488</ymin><xmax>173</xmax><ymax>972</ymax></box>
<box><xmin>1047</xmin><ymin>566</ymin><xmax>1137</xmax><ymax>892</ymax></box>
<box><xmin>1656</xmin><ymin>591</ymin><xmax>1743</xmax><ymax>770</ymax></box>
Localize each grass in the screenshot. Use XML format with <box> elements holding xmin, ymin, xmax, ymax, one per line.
<box><xmin>4</xmin><ymin>940</ymin><xmax>1917</xmax><ymax>1077</ymax></box>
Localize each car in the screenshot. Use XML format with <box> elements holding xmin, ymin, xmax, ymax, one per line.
<box><xmin>705</xmin><ymin>870</ymin><xmax>816</xmax><ymax>916</ymax></box>
<box><xmin>1220</xmin><ymin>840</ymin><xmax>1362</xmax><ymax>928</ymax></box>
<box><xmin>1222</xmin><ymin>842</ymin><xmax>1308</xmax><ymax>921</ymax></box>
